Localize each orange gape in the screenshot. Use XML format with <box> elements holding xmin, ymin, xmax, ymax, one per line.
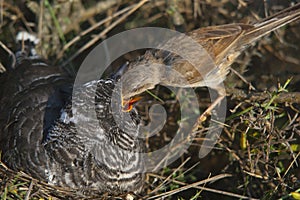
<box><xmin>122</xmin><ymin>96</ymin><xmax>142</xmax><ymax>112</ymax></box>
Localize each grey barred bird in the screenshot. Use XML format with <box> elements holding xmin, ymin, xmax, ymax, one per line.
<box><xmin>0</xmin><ymin>32</ymin><xmax>145</xmax><ymax>194</ymax></box>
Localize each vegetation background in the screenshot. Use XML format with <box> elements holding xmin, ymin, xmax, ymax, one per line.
<box><xmin>0</xmin><ymin>0</ymin><xmax>300</xmax><ymax>199</ymax></box>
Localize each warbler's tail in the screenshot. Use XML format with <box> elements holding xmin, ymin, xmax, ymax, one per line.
<box><xmin>239</xmin><ymin>2</ymin><xmax>300</xmax><ymax>46</ymax></box>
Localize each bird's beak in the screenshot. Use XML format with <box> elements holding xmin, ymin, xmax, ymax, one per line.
<box><xmin>122</xmin><ymin>96</ymin><xmax>142</xmax><ymax>112</ymax></box>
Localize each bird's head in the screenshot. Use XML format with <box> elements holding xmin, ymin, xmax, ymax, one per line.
<box><xmin>119</xmin><ymin>67</ymin><xmax>161</xmax><ymax>112</ymax></box>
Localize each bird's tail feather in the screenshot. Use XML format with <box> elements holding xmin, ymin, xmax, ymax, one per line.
<box><xmin>239</xmin><ymin>3</ymin><xmax>300</xmax><ymax>46</ymax></box>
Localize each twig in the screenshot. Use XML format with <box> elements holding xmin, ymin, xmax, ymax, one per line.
<box><xmin>61</xmin><ymin>0</ymin><xmax>149</xmax><ymax>67</ymax></box>
<box><xmin>0</xmin><ymin>0</ymin><xmax>3</xmax><ymax>26</ymax></box>
<box><xmin>283</xmin><ymin>151</ymin><xmax>300</xmax><ymax>178</ymax></box>
<box><xmin>2</xmin><ymin>2</ymin><xmax>33</xmax><ymax>33</ymax></box>
<box><xmin>149</xmin><ymin>157</ymin><xmax>190</xmax><ymax>194</ymax></box>
<box><xmin>230</xmin><ymin>67</ymin><xmax>256</xmax><ymax>91</ymax></box>
<box><xmin>63</xmin><ymin>0</ymin><xmax>119</xmax><ymax>34</ymax></box>
<box><xmin>0</xmin><ymin>40</ymin><xmax>16</xmax><ymax>69</ymax></box>
<box><xmin>38</xmin><ymin>0</ymin><xmax>44</xmax><ymax>44</ymax></box>
<box><xmin>24</xmin><ymin>180</ymin><xmax>34</xmax><ymax>200</ymax></box>
<box><xmin>147</xmin><ymin>173</ymin><xmax>257</xmax><ymax>199</ymax></box>
<box><xmin>57</xmin><ymin>4</ymin><xmax>134</xmax><ymax>59</ymax></box>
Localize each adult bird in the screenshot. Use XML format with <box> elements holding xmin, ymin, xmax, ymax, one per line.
<box><xmin>120</xmin><ymin>3</ymin><xmax>300</xmax><ymax>121</ymax></box>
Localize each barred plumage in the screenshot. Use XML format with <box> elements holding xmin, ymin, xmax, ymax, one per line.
<box><xmin>0</xmin><ymin>32</ymin><xmax>144</xmax><ymax>194</ymax></box>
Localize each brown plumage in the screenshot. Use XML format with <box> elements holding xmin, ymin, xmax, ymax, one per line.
<box><xmin>121</xmin><ymin>3</ymin><xmax>300</xmax><ymax>104</ymax></box>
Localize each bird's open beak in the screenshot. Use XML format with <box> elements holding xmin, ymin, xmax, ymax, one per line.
<box><xmin>122</xmin><ymin>96</ymin><xmax>142</xmax><ymax>112</ymax></box>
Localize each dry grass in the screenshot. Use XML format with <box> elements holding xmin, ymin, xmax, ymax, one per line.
<box><xmin>0</xmin><ymin>0</ymin><xmax>300</xmax><ymax>199</ymax></box>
